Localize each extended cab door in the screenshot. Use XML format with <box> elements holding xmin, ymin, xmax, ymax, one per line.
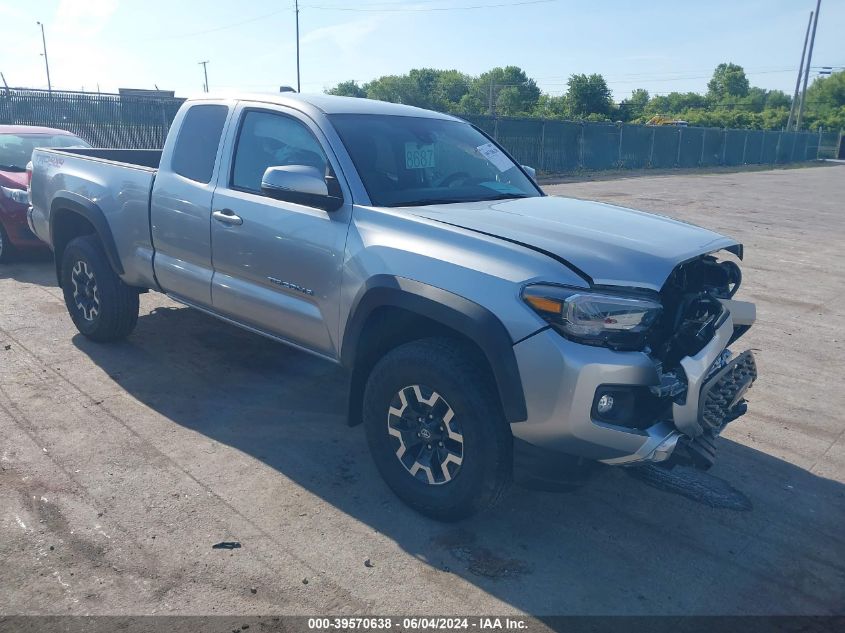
<box><xmin>208</xmin><ymin>103</ymin><xmax>352</xmax><ymax>359</ymax></box>
<box><xmin>151</xmin><ymin>102</ymin><xmax>232</xmax><ymax>306</ymax></box>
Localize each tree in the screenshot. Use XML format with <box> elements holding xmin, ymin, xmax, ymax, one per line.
<box><xmin>429</xmin><ymin>70</ymin><xmax>472</xmax><ymax>111</ymax></box>
<box><xmin>327</xmin><ymin>69</ymin><xmax>471</xmax><ymax>111</ymax></box>
<box><xmin>533</xmin><ymin>94</ymin><xmax>568</xmax><ymax>118</ymax></box>
<box><xmin>707</xmin><ymin>63</ymin><xmax>750</xmax><ymax>101</ymax></box>
<box><xmin>326</xmin><ymin>80</ymin><xmax>366</xmax><ymax>98</ymax></box>
<box><xmin>566</xmin><ymin>73</ymin><xmax>612</xmax><ymax>118</ymax></box>
<box><xmin>765</xmin><ymin>90</ymin><xmax>791</xmax><ymax>110</ymax></box>
<box><xmin>619</xmin><ymin>88</ymin><xmax>649</xmax><ymax>121</ymax></box>
<box><xmin>803</xmin><ymin>70</ymin><xmax>845</xmax><ymax>130</ymax></box>
<box><xmin>469</xmin><ymin>66</ymin><xmax>541</xmax><ymax>116</ymax></box>
<box><xmin>324</xmin><ymin>63</ymin><xmax>835</xmax><ymax>132</ymax></box>
<box><xmin>806</xmin><ymin>70</ymin><xmax>845</xmax><ymax>111</ymax></box>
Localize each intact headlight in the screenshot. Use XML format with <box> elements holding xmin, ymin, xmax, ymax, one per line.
<box><xmin>522</xmin><ymin>284</ymin><xmax>662</xmax><ymax>350</ymax></box>
<box><xmin>1</xmin><ymin>185</ymin><xmax>29</xmax><ymax>206</ymax></box>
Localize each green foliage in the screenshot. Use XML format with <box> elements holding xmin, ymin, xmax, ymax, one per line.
<box><xmin>469</xmin><ymin>66</ymin><xmax>542</xmax><ymax>116</ymax></box>
<box><xmin>618</xmin><ymin>88</ymin><xmax>649</xmax><ymax>121</ymax></box>
<box><xmin>801</xmin><ymin>71</ymin><xmax>845</xmax><ymax>130</ymax></box>
<box><xmin>324</xmin><ymin>65</ymin><xmax>845</xmax><ymax>132</ymax></box>
<box><xmin>645</xmin><ymin>92</ymin><xmax>708</xmax><ymax>115</ymax></box>
<box><xmin>566</xmin><ymin>74</ymin><xmax>612</xmax><ymax>118</ymax></box>
<box><xmin>707</xmin><ymin>62</ymin><xmax>750</xmax><ymax>100</ymax></box>
<box><xmin>326</xmin><ymin>80</ymin><xmax>366</xmax><ymax>98</ymax></box>
<box><xmin>532</xmin><ymin>94</ymin><xmax>568</xmax><ymax>118</ymax></box>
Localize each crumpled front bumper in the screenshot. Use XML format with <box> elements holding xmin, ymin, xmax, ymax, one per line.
<box><xmin>511</xmin><ymin>304</ymin><xmax>756</xmax><ymax>478</ymax></box>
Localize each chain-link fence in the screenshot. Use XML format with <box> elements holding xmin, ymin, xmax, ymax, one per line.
<box><xmin>2</xmin><ymin>89</ymin><xmax>841</xmax><ymax>173</ymax></box>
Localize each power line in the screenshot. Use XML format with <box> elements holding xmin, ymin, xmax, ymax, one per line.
<box><xmin>301</xmin><ymin>0</ymin><xmax>557</xmax><ymax>11</ymax></box>
<box><xmin>143</xmin><ymin>0</ymin><xmax>556</xmax><ymax>41</ymax></box>
<box><xmin>147</xmin><ymin>7</ymin><xmax>293</xmax><ymax>41</ymax></box>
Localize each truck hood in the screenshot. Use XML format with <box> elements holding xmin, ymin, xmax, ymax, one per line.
<box><xmin>409</xmin><ymin>196</ymin><xmax>741</xmax><ymax>291</ymax></box>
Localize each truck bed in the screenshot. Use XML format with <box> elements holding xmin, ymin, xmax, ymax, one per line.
<box><xmin>28</xmin><ymin>147</ymin><xmax>160</xmax><ymax>290</ymax></box>
<box><xmin>57</xmin><ymin>147</ymin><xmax>163</xmax><ymax>170</ymax></box>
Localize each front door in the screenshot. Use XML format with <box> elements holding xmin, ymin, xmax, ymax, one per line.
<box><xmin>209</xmin><ymin>105</ymin><xmax>351</xmax><ymax>359</ymax></box>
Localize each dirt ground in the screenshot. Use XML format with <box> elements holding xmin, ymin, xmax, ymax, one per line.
<box><xmin>1</xmin><ymin>164</ymin><xmax>843</xmax><ymax>618</ymax></box>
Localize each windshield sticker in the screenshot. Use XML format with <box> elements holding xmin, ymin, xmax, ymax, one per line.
<box><xmin>476</xmin><ymin>142</ymin><xmax>513</xmax><ymax>172</ymax></box>
<box><xmin>405</xmin><ymin>143</ymin><xmax>435</xmax><ymax>169</ymax></box>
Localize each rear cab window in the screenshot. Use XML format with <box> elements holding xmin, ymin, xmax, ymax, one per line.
<box><xmin>171</xmin><ymin>104</ymin><xmax>229</xmax><ymax>183</ymax></box>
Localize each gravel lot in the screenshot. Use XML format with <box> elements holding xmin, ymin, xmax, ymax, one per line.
<box><xmin>1</xmin><ymin>164</ymin><xmax>843</xmax><ymax>618</ymax></box>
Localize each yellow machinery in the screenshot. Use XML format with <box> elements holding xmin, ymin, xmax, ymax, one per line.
<box><xmin>645</xmin><ymin>115</ymin><xmax>689</xmax><ymax>126</ymax></box>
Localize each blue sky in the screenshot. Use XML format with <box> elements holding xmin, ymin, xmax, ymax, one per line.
<box><xmin>1</xmin><ymin>0</ymin><xmax>843</xmax><ymax>100</ymax></box>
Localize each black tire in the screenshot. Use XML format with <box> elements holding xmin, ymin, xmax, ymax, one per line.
<box><xmin>61</xmin><ymin>235</ymin><xmax>139</xmax><ymax>342</ymax></box>
<box><xmin>0</xmin><ymin>223</ymin><xmax>14</xmax><ymax>264</ymax></box>
<box><xmin>363</xmin><ymin>337</ymin><xmax>512</xmax><ymax>521</ymax></box>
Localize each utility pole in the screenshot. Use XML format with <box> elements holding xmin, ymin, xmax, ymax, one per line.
<box><xmin>796</xmin><ymin>0</ymin><xmax>822</xmax><ymax>132</ymax></box>
<box><xmin>787</xmin><ymin>11</ymin><xmax>813</xmax><ymax>132</ymax></box>
<box><xmin>488</xmin><ymin>80</ymin><xmax>495</xmax><ymax>117</ymax></box>
<box><xmin>36</xmin><ymin>21</ymin><xmax>52</xmax><ymax>94</ymax></box>
<box><xmin>295</xmin><ymin>0</ymin><xmax>301</xmax><ymax>92</ymax></box>
<box><xmin>199</xmin><ymin>61</ymin><xmax>209</xmax><ymax>93</ymax></box>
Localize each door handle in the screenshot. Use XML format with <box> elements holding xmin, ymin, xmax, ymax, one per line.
<box><xmin>212</xmin><ymin>209</ymin><xmax>243</xmax><ymax>226</ymax></box>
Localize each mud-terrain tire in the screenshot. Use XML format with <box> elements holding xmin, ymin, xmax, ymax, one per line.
<box><xmin>61</xmin><ymin>235</ymin><xmax>139</xmax><ymax>342</ymax></box>
<box><xmin>363</xmin><ymin>337</ymin><xmax>512</xmax><ymax>521</ymax></box>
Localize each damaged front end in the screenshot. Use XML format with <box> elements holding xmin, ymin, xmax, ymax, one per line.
<box><xmin>644</xmin><ymin>253</ymin><xmax>758</xmax><ymax>470</ymax></box>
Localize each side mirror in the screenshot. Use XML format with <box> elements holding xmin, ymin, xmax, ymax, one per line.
<box><xmin>260</xmin><ymin>165</ymin><xmax>343</xmax><ymax>211</ymax></box>
<box><xmin>521</xmin><ymin>165</ymin><xmax>537</xmax><ymax>181</ymax></box>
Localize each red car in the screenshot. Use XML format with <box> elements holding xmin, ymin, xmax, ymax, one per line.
<box><xmin>0</xmin><ymin>125</ymin><xmax>91</xmax><ymax>262</ymax></box>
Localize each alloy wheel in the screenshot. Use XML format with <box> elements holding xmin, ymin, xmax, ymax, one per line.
<box><xmin>387</xmin><ymin>384</ymin><xmax>464</xmax><ymax>485</ymax></box>
<box><xmin>70</xmin><ymin>260</ymin><xmax>100</xmax><ymax>321</ymax></box>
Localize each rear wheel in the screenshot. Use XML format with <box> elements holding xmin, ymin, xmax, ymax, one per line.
<box><xmin>61</xmin><ymin>235</ymin><xmax>139</xmax><ymax>342</ymax></box>
<box><xmin>0</xmin><ymin>224</ymin><xmax>14</xmax><ymax>263</ymax></box>
<box><xmin>363</xmin><ymin>338</ymin><xmax>512</xmax><ymax>521</ymax></box>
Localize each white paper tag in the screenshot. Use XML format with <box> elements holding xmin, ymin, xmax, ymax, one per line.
<box><xmin>476</xmin><ymin>142</ymin><xmax>513</xmax><ymax>172</ymax></box>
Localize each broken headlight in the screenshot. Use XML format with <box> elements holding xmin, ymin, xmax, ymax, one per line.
<box><xmin>522</xmin><ymin>284</ymin><xmax>662</xmax><ymax>350</ymax></box>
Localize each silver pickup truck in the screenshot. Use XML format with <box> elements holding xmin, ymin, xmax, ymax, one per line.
<box><xmin>29</xmin><ymin>93</ymin><xmax>757</xmax><ymax>520</ymax></box>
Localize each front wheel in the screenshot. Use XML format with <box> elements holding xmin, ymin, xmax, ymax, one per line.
<box><xmin>363</xmin><ymin>338</ymin><xmax>512</xmax><ymax>521</ymax></box>
<box><xmin>61</xmin><ymin>235</ymin><xmax>139</xmax><ymax>342</ymax></box>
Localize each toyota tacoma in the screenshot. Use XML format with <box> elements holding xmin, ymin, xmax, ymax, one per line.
<box><xmin>28</xmin><ymin>94</ymin><xmax>757</xmax><ymax>520</ymax></box>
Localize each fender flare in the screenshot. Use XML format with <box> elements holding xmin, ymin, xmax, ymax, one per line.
<box><xmin>50</xmin><ymin>191</ymin><xmax>124</xmax><ymax>277</ymax></box>
<box><xmin>341</xmin><ymin>275</ymin><xmax>528</xmax><ymax>423</ymax></box>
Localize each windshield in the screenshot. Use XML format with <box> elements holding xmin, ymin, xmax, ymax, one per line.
<box><xmin>0</xmin><ymin>133</ymin><xmax>91</xmax><ymax>172</ymax></box>
<box><xmin>328</xmin><ymin>114</ymin><xmax>540</xmax><ymax>207</ymax></box>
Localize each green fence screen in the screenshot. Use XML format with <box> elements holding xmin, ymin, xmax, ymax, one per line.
<box><xmin>1</xmin><ymin>89</ymin><xmax>834</xmax><ymax>173</ymax></box>
<box><xmin>620</xmin><ymin>125</ymin><xmax>652</xmax><ymax>169</ymax></box>
<box><xmin>677</xmin><ymin>128</ymin><xmax>703</xmax><ymax>168</ymax></box>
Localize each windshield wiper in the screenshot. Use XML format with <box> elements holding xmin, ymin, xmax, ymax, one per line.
<box><xmin>391</xmin><ymin>193</ymin><xmax>532</xmax><ymax>208</ymax></box>
<box><xmin>0</xmin><ymin>164</ymin><xmax>26</xmax><ymax>172</ymax></box>
<box><xmin>481</xmin><ymin>193</ymin><xmax>531</xmax><ymax>201</ymax></box>
<box><xmin>392</xmin><ymin>198</ymin><xmax>470</xmax><ymax>207</ymax></box>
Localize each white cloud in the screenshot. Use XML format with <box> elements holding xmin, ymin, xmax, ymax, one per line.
<box><xmin>53</xmin><ymin>0</ymin><xmax>118</xmax><ymax>38</ymax></box>
<box><xmin>301</xmin><ymin>16</ymin><xmax>383</xmax><ymax>54</ymax></box>
<box><xmin>30</xmin><ymin>0</ymin><xmax>132</xmax><ymax>91</ymax></box>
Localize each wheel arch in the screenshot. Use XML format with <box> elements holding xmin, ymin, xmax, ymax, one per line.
<box><xmin>341</xmin><ymin>275</ymin><xmax>528</xmax><ymax>426</ymax></box>
<box><xmin>50</xmin><ymin>192</ymin><xmax>124</xmax><ymax>284</ymax></box>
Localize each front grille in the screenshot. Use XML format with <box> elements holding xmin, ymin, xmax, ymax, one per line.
<box><xmin>698</xmin><ymin>351</ymin><xmax>757</xmax><ymax>432</ymax></box>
